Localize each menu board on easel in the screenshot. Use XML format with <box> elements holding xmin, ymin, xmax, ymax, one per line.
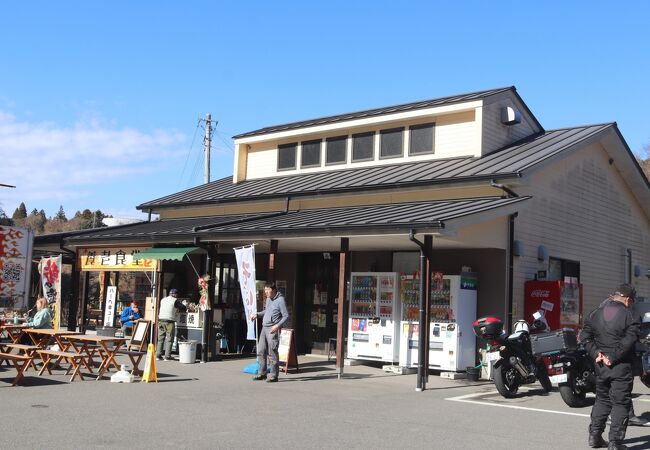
<box><xmin>278</xmin><ymin>328</ymin><xmax>299</xmax><ymax>374</ymax></box>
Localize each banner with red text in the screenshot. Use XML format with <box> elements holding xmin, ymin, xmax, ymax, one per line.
<box><xmin>234</xmin><ymin>245</ymin><xmax>257</xmax><ymax>340</ymax></box>
<box><xmin>39</xmin><ymin>255</ymin><xmax>62</xmax><ymax>329</ymax></box>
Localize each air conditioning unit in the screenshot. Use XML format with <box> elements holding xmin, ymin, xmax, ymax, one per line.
<box><xmin>501</xmin><ymin>106</ymin><xmax>521</xmax><ymax>126</ymax></box>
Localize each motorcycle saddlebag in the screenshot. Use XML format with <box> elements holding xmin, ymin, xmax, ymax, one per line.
<box><xmin>530</xmin><ymin>329</ymin><xmax>578</xmax><ymax>356</ymax></box>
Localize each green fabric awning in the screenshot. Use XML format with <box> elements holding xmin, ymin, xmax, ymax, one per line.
<box><xmin>133</xmin><ymin>247</ymin><xmax>199</xmax><ymax>261</ymax></box>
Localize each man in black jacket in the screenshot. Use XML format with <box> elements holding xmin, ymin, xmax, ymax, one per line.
<box><xmin>580</xmin><ymin>284</ymin><xmax>640</xmax><ymax>450</ymax></box>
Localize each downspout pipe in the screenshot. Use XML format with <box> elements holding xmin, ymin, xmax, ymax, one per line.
<box><xmin>490</xmin><ymin>180</ymin><xmax>519</xmax><ymax>198</ymax></box>
<box><xmin>507</xmin><ymin>213</ymin><xmax>517</xmax><ymax>332</ymax></box>
<box><xmin>408</xmin><ymin>229</ymin><xmax>427</xmax><ymax>392</ymax></box>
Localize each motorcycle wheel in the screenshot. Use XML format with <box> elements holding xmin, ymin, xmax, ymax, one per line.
<box><xmin>493</xmin><ymin>364</ymin><xmax>519</xmax><ymax>398</ymax></box>
<box><xmin>558</xmin><ymin>373</ymin><xmax>588</xmax><ymax>408</ymax></box>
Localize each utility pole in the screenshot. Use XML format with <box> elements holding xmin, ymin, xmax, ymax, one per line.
<box><xmin>203</xmin><ymin>113</ymin><xmax>213</xmax><ymax>184</ymax></box>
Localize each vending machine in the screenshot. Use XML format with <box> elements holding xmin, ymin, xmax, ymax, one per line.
<box><xmin>399</xmin><ymin>273</ymin><xmax>478</xmax><ymax>371</ymax></box>
<box><xmin>347</xmin><ymin>272</ymin><xmax>400</xmax><ymax>362</ymax></box>
<box><xmin>524</xmin><ymin>279</ymin><xmax>583</xmax><ymax>331</ymax></box>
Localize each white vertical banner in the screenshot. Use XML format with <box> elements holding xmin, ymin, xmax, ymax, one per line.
<box><xmin>234</xmin><ymin>245</ymin><xmax>257</xmax><ymax>340</ymax></box>
<box><xmin>39</xmin><ymin>255</ymin><xmax>62</xmax><ymax>329</ymax></box>
<box><xmin>104</xmin><ymin>286</ymin><xmax>117</xmax><ymax>327</ymax></box>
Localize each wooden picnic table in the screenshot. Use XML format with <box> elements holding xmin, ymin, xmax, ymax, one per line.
<box><xmin>61</xmin><ymin>334</ymin><xmax>126</xmax><ymax>380</ymax></box>
<box><xmin>0</xmin><ymin>324</ymin><xmax>30</xmax><ymax>344</ymax></box>
<box><xmin>22</xmin><ymin>329</ymin><xmax>82</xmax><ymax>350</ymax></box>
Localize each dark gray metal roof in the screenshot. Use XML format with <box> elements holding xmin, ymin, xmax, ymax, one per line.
<box><xmin>138</xmin><ymin>124</ymin><xmax>612</xmax><ymax>211</ymax></box>
<box><xmin>66</xmin><ymin>196</ymin><xmax>530</xmax><ymax>244</ymax></box>
<box><xmin>233</xmin><ymin>87</ymin><xmax>528</xmax><ymax>139</ymax></box>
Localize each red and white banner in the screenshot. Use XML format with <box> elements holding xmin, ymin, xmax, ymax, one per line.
<box><xmin>0</xmin><ymin>226</ymin><xmax>34</xmax><ymax>310</ymax></box>
<box><xmin>234</xmin><ymin>245</ymin><xmax>257</xmax><ymax>340</ymax></box>
<box><xmin>39</xmin><ymin>255</ymin><xmax>62</xmax><ymax>329</ymax></box>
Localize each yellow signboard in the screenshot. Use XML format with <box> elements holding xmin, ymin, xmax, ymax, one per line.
<box><xmin>78</xmin><ymin>247</ymin><xmax>158</xmax><ymax>272</ymax></box>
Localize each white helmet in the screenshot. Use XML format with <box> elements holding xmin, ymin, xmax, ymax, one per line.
<box><xmin>513</xmin><ymin>320</ymin><xmax>529</xmax><ymax>333</ymax></box>
<box><xmin>643</xmin><ymin>312</ymin><xmax>650</xmax><ymax>323</ymax></box>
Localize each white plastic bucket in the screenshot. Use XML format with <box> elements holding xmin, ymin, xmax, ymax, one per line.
<box><xmin>178</xmin><ymin>340</ymin><xmax>197</xmax><ymax>364</ymax></box>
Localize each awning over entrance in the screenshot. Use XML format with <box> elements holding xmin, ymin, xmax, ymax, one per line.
<box><xmin>133</xmin><ymin>247</ymin><xmax>199</xmax><ymax>261</ymax></box>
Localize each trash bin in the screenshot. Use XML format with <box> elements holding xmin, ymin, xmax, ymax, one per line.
<box><xmin>466</xmin><ymin>366</ymin><xmax>480</xmax><ymax>382</ymax></box>
<box><xmin>178</xmin><ymin>340</ymin><xmax>198</xmax><ymax>364</ymax></box>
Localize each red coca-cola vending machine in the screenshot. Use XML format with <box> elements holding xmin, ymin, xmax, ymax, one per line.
<box><xmin>524</xmin><ymin>280</ymin><xmax>583</xmax><ymax>331</ymax></box>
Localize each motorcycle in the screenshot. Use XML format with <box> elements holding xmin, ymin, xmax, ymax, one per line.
<box><xmin>552</xmin><ymin>314</ymin><xmax>650</xmax><ymax>408</ymax></box>
<box><xmin>549</xmin><ymin>345</ymin><xmax>596</xmax><ymax>407</ymax></box>
<box><xmin>473</xmin><ymin>316</ymin><xmax>552</xmax><ymax>398</ymax></box>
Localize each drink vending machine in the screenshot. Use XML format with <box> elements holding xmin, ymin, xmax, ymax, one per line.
<box><xmin>524</xmin><ymin>279</ymin><xmax>583</xmax><ymax>331</ymax></box>
<box><xmin>399</xmin><ymin>272</ymin><xmax>477</xmax><ymax>371</ymax></box>
<box><xmin>347</xmin><ymin>272</ymin><xmax>400</xmax><ymax>363</ymax></box>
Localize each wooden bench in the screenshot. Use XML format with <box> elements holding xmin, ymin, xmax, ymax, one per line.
<box><xmin>3</xmin><ymin>344</ymin><xmax>39</xmax><ymax>371</ymax></box>
<box><xmin>0</xmin><ymin>352</ymin><xmax>32</xmax><ymax>385</ymax></box>
<box><xmin>37</xmin><ymin>350</ymin><xmax>86</xmax><ymax>382</ymax></box>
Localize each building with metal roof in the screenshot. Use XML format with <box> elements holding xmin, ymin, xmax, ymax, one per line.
<box><xmin>36</xmin><ymin>87</ymin><xmax>650</xmax><ymax>374</ymax></box>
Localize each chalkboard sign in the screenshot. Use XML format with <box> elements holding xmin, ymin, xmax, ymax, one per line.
<box><xmin>278</xmin><ymin>328</ymin><xmax>299</xmax><ymax>374</ymax></box>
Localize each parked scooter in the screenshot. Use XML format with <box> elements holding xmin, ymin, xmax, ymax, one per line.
<box><xmin>473</xmin><ymin>316</ymin><xmax>552</xmax><ymax>398</ymax></box>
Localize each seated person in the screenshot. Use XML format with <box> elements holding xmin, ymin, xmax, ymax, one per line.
<box><xmin>27</xmin><ymin>297</ymin><xmax>53</xmax><ymax>329</ymax></box>
<box><xmin>120</xmin><ymin>300</ymin><xmax>143</xmax><ymax>336</ymax></box>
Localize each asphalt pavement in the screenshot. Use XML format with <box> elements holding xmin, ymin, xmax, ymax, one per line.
<box><xmin>1</xmin><ymin>354</ymin><xmax>648</xmax><ymax>449</ymax></box>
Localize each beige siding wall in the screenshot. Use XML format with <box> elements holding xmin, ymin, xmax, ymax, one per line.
<box><xmin>481</xmin><ymin>91</ymin><xmax>540</xmax><ymax>155</ymax></box>
<box><xmin>158</xmin><ymin>184</ymin><xmax>500</xmax><ymax>219</ymax></box>
<box><xmin>241</xmin><ymin>110</ymin><xmax>480</xmax><ymax>181</ymax></box>
<box><xmin>512</xmin><ymin>141</ymin><xmax>650</xmax><ymax>319</ymax></box>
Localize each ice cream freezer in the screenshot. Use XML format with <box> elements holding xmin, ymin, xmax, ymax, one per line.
<box><xmin>347</xmin><ymin>272</ymin><xmax>401</xmax><ymax>363</ymax></box>
<box><xmin>399</xmin><ymin>273</ymin><xmax>477</xmax><ymax>371</ymax></box>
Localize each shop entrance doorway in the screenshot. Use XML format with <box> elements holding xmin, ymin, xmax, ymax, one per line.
<box><xmin>296</xmin><ymin>253</ymin><xmax>339</xmax><ymax>355</ymax></box>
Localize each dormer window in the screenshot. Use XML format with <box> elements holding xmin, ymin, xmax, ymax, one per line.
<box><xmin>301</xmin><ymin>139</ymin><xmax>322</xmax><ymax>168</ymax></box>
<box><xmin>326</xmin><ymin>136</ymin><xmax>347</xmax><ymax>165</ymax></box>
<box><xmin>278</xmin><ymin>143</ymin><xmax>297</xmax><ymax>171</ymax></box>
<box><xmin>409</xmin><ymin>123</ymin><xmax>435</xmax><ymax>155</ymax></box>
<box><xmin>380</xmin><ymin>127</ymin><xmax>404</xmax><ymax>159</ymax></box>
<box><xmin>352</xmin><ymin>132</ymin><xmax>375</xmax><ymax>162</ymax></box>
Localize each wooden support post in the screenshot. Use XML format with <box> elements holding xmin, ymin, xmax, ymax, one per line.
<box><xmin>335</xmin><ymin>237</ymin><xmax>350</xmax><ymax>377</ymax></box>
<box><xmin>68</xmin><ymin>261</ymin><xmax>79</xmax><ymax>331</ymax></box>
<box><xmin>79</xmin><ymin>272</ymin><xmax>89</xmax><ymax>333</ymax></box>
<box><xmin>268</xmin><ymin>240</ymin><xmax>278</xmax><ymax>283</ymax></box>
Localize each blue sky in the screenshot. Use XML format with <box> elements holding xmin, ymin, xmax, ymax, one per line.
<box><xmin>1</xmin><ymin>1</ymin><xmax>649</xmax><ymax>220</ymax></box>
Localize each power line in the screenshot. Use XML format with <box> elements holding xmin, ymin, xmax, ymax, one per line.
<box><xmin>177</xmin><ymin>120</ymin><xmax>202</xmax><ymax>191</ymax></box>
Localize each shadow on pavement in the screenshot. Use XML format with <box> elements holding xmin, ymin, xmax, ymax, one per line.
<box><xmin>624</xmin><ymin>435</ymin><xmax>650</xmax><ymax>450</ymax></box>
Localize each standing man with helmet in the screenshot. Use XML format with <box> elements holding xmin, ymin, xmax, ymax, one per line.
<box><xmin>156</xmin><ymin>288</ymin><xmax>187</xmax><ymax>361</ymax></box>
<box><xmin>249</xmin><ymin>282</ymin><xmax>289</xmax><ymax>383</ymax></box>
<box><xmin>581</xmin><ymin>283</ymin><xmax>640</xmax><ymax>449</ymax></box>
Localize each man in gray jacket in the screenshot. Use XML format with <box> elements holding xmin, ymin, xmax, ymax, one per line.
<box><xmin>156</xmin><ymin>288</ymin><xmax>187</xmax><ymax>361</ymax></box>
<box><xmin>250</xmin><ymin>282</ymin><xmax>289</xmax><ymax>382</ymax></box>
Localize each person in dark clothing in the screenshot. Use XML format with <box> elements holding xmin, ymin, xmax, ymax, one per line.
<box><xmin>580</xmin><ymin>283</ymin><xmax>640</xmax><ymax>450</ymax></box>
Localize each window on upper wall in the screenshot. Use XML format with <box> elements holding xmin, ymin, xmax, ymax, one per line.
<box><xmin>409</xmin><ymin>122</ymin><xmax>435</xmax><ymax>155</ymax></box>
<box><xmin>352</xmin><ymin>132</ymin><xmax>375</xmax><ymax>162</ymax></box>
<box><xmin>278</xmin><ymin>143</ymin><xmax>297</xmax><ymax>171</ymax></box>
<box><xmin>380</xmin><ymin>127</ymin><xmax>404</xmax><ymax>159</ymax></box>
<box><xmin>548</xmin><ymin>257</ymin><xmax>580</xmax><ymax>282</ymax></box>
<box><xmin>300</xmin><ymin>139</ymin><xmax>321</xmax><ymax>168</ymax></box>
<box><xmin>326</xmin><ymin>135</ymin><xmax>347</xmax><ymax>165</ymax></box>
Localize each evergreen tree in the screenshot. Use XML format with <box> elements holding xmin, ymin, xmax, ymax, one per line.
<box><xmin>55</xmin><ymin>205</ymin><xmax>67</xmax><ymax>222</ymax></box>
<box><xmin>0</xmin><ymin>207</ymin><xmax>12</xmax><ymax>226</ymax></box>
<box><xmin>12</xmin><ymin>202</ymin><xmax>27</xmax><ymax>220</ymax></box>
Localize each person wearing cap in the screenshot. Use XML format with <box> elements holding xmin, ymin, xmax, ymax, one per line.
<box><xmin>156</xmin><ymin>289</ymin><xmax>187</xmax><ymax>361</ymax></box>
<box><xmin>580</xmin><ymin>283</ymin><xmax>641</xmax><ymax>449</ymax></box>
